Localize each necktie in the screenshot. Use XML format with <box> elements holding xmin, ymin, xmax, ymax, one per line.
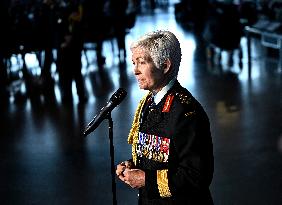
<box><xmin>141</xmin><ymin>95</ymin><xmax>156</xmax><ymax>122</ymax></box>
<box><xmin>148</xmin><ymin>96</ymin><xmax>156</xmax><ymax>109</ymax></box>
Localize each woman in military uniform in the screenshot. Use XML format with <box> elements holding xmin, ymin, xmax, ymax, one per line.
<box><xmin>116</xmin><ymin>30</ymin><xmax>214</xmax><ymax>205</ymax></box>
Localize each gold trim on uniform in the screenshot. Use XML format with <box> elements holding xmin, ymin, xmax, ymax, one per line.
<box><xmin>128</xmin><ymin>92</ymin><xmax>151</xmax><ymax>164</ymax></box>
<box><xmin>157</xmin><ymin>169</ymin><xmax>172</xmax><ymax>197</ymax></box>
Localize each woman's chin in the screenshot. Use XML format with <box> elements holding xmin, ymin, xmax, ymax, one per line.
<box><xmin>137</xmin><ymin>83</ymin><xmax>145</xmax><ymax>90</ymax></box>
<box><xmin>138</xmin><ymin>85</ymin><xmax>149</xmax><ymax>91</ymax></box>
<box><xmin>137</xmin><ymin>82</ymin><xmax>151</xmax><ymax>90</ymax></box>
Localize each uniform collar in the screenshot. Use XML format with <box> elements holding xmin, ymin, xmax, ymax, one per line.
<box><xmin>153</xmin><ymin>78</ymin><xmax>176</xmax><ymax>105</ymax></box>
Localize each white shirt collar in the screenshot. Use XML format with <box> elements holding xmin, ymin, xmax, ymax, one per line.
<box><xmin>153</xmin><ymin>78</ymin><xmax>176</xmax><ymax>105</ymax></box>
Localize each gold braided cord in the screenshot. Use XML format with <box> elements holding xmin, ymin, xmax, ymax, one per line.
<box><xmin>128</xmin><ymin>92</ymin><xmax>151</xmax><ymax>164</ymax></box>
<box><xmin>157</xmin><ymin>169</ymin><xmax>172</xmax><ymax>198</ymax></box>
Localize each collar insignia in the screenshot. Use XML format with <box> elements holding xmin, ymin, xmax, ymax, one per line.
<box><xmin>162</xmin><ymin>94</ymin><xmax>174</xmax><ymax>113</ymax></box>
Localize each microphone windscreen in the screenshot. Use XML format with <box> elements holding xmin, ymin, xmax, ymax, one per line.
<box><xmin>110</xmin><ymin>88</ymin><xmax>127</xmax><ymax>106</ymax></box>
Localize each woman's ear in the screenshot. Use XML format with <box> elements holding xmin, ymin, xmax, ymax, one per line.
<box><xmin>163</xmin><ymin>59</ymin><xmax>171</xmax><ymax>74</ymax></box>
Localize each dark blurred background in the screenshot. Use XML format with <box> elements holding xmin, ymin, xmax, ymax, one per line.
<box><xmin>0</xmin><ymin>0</ymin><xmax>282</xmax><ymax>204</ymax></box>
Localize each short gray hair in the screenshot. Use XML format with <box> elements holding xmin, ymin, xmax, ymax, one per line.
<box><xmin>130</xmin><ymin>30</ymin><xmax>182</xmax><ymax>79</ymax></box>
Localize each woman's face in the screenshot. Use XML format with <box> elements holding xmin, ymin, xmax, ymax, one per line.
<box><xmin>131</xmin><ymin>47</ymin><xmax>165</xmax><ymax>92</ymax></box>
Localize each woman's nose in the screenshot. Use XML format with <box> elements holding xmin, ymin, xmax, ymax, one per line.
<box><xmin>133</xmin><ymin>64</ymin><xmax>139</xmax><ymax>74</ymax></box>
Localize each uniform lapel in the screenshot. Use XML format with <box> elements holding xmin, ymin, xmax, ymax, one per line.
<box><xmin>141</xmin><ymin>97</ymin><xmax>170</xmax><ymax>130</ymax></box>
<box><xmin>140</xmin><ymin>81</ymin><xmax>179</xmax><ymax>130</ymax></box>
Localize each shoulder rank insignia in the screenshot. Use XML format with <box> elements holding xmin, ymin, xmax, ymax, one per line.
<box><xmin>185</xmin><ymin>111</ymin><xmax>195</xmax><ymax>117</ymax></box>
<box><xmin>162</xmin><ymin>94</ymin><xmax>174</xmax><ymax>113</ymax></box>
<box><xmin>175</xmin><ymin>92</ymin><xmax>191</xmax><ymax>105</ymax></box>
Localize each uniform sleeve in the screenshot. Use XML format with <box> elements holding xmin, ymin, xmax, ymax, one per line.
<box><xmin>168</xmin><ymin>108</ymin><xmax>213</xmax><ymax>195</ymax></box>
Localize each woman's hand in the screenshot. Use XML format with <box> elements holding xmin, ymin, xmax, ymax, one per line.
<box><xmin>116</xmin><ymin>161</ymin><xmax>134</xmax><ymax>177</ymax></box>
<box><xmin>120</xmin><ymin>168</ymin><xmax>145</xmax><ymax>189</ymax></box>
<box><xmin>116</xmin><ymin>161</ymin><xmax>144</xmax><ymax>188</ymax></box>
<box><xmin>116</xmin><ymin>161</ymin><xmax>126</xmax><ymax>177</ymax></box>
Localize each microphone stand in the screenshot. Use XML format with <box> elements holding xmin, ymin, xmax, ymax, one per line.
<box><xmin>83</xmin><ymin>88</ymin><xmax>127</xmax><ymax>205</ymax></box>
<box><xmin>106</xmin><ymin>113</ymin><xmax>117</xmax><ymax>205</ymax></box>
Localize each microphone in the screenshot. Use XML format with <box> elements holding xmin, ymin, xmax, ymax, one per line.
<box><xmin>83</xmin><ymin>88</ymin><xmax>127</xmax><ymax>137</ymax></box>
